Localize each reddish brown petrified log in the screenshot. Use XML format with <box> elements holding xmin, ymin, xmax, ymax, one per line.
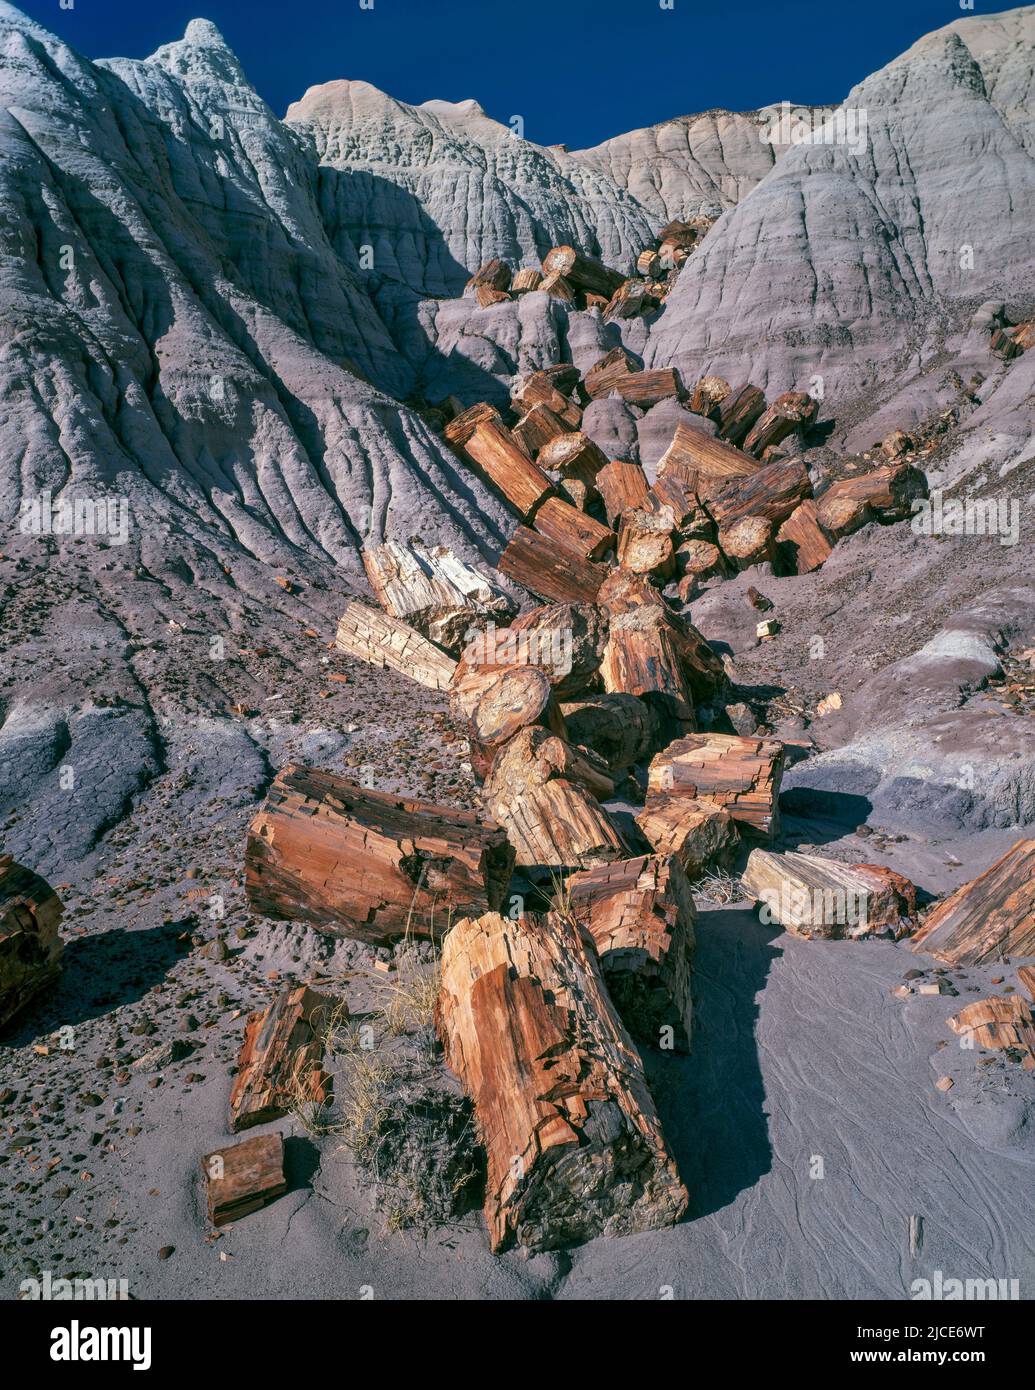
<box><xmin>708</xmin><ymin>459</ymin><xmax>812</xmax><ymax>530</ymax></box>
<box><xmin>616</xmin><ymin>505</ymin><xmax>677</xmax><ymax>579</ymax></box>
<box><xmin>815</xmin><ymin>464</ymin><xmax>928</xmax><ymax>539</ymax></box>
<box><xmin>512</xmin><ymin>403</ymin><xmax>572</xmax><ymax>457</ymax></box>
<box><xmin>911</xmin><ymin>840</ymin><xmax>1035</xmax><ymax>965</ymax></box>
<box><xmin>689</xmin><ymin>375</ymin><xmax>732</xmax><ymax>419</ymax></box>
<box><xmin>465</xmin><ymin>258</ymin><xmax>511</xmax><ymax>294</ymax></box>
<box><xmin>582</xmin><ymin>346</ymin><xmax>641</xmax><ymax>400</ymax></box>
<box><xmin>776</xmin><ymin>499</ymin><xmax>833</xmax><ymax>573</ymax></box>
<box><xmin>635</xmin><ymin>795</ymin><xmax>740</xmax><ymax>876</ymax></box>
<box><xmin>595</xmin><ymin>459</ymin><xmax>650</xmax><ymax>525</ymax></box>
<box><xmin>533</xmin><ymin>496</ymin><xmax>615</xmax><ymax>562</ymax></box>
<box><xmin>540</xmin><ymin>245</ymin><xmax>625</xmax><ymax>298</ymax></box>
<box><xmin>229</xmin><ymin>985</ymin><xmax>333</xmax><ymax>1132</ymax></box>
<box><xmin>560</xmin><ymin>693</ymin><xmax>655</xmax><ymax>773</ymax></box>
<box><xmin>647</xmin><ymin>733</ymin><xmax>785</xmax><ymax>840</ymax></box>
<box><xmin>536</xmin><ymin>431</ymin><xmax>609</xmax><ymax>487</ymax></box>
<box><xmin>742</xmin><ymin>391</ymin><xmax>818</xmax><ymax>457</ymax></box>
<box><xmin>497</xmin><ymin>526</ymin><xmax>608</xmax><ymax>604</ymax></box>
<box><xmin>245</xmin><ymin>766</ymin><xmax>514</xmax><ymax>944</ymax></box>
<box><xmin>717</xmin><ymin>384</ymin><xmax>766</xmax><ymax>446</ymax></box>
<box><xmin>443</xmin><ymin>401</ymin><xmax>502</xmax><ymax>449</ymax></box>
<box><xmin>202</xmin><ymin>1133</ymin><xmax>287</xmax><ymax>1227</ymax></box>
<box><xmin>461</xmin><ymin>420</ymin><xmax>556</xmax><ymax>521</ymax></box>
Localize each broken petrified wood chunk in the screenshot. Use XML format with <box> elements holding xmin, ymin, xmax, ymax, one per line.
<box><xmin>361</xmin><ymin>540</ymin><xmax>513</xmax><ymax>653</ymax></box>
<box><xmin>948</xmin><ymin>996</ymin><xmax>1035</xmax><ymax>1065</ymax></box>
<box><xmin>482</xmin><ymin>727</ymin><xmax>625</xmax><ymax>869</ymax></box>
<box><xmin>718</xmin><ymin>515</ymin><xmax>777</xmax><ymax>569</ymax></box>
<box><xmin>540</xmin><ymin>245</ymin><xmax>625</xmax><ymax>299</ymax></box>
<box><xmin>497</xmin><ymin>526</ymin><xmax>608</xmax><ymax>604</ymax></box>
<box><xmin>717</xmin><ymin>384</ymin><xmax>766</xmax><ymax>446</ymax></box>
<box><xmin>512</xmin><ymin>371</ymin><xmax>582</xmax><ymax>428</ymax></box>
<box><xmin>0</xmin><ymin>856</ymin><xmax>64</xmax><ymax>1032</ymax></box>
<box><xmin>202</xmin><ymin>1132</ymin><xmax>287</xmax><ymax>1227</ymax></box>
<box><xmin>708</xmin><ymin>458</ymin><xmax>812</xmax><ymax>529</ymax></box>
<box><xmin>815</xmin><ymin>463</ymin><xmax>928</xmax><ymax>539</ymax></box>
<box><xmin>511</xmin><ymin>267</ymin><xmax>543</xmax><ymax>294</ymax></box>
<box><xmin>435</xmin><ymin>909</ymin><xmax>689</xmax><ymax>1252</ymax></box>
<box><xmin>910</xmin><ymin>839</ymin><xmax>1035</xmax><ymax>965</ymax></box>
<box><xmin>740</xmin><ymin>850</ymin><xmax>919</xmax><ymax>940</ymax></box>
<box><xmin>461</xmin><ymin>420</ymin><xmax>556</xmax><ymax>521</ymax></box>
<box><xmin>245</xmin><ymin>766</ymin><xmax>514</xmax><ymax>945</ymax></box>
<box><xmin>647</xmin><ymin>733</ymin><xmax>785</xmax><ymax>840</ymax></box>
<box><xmin>536</xmin><ymin>430</ymin><xmax>609</xmax><ymax>487</ymax></box>
<box><xmin>582</xmin><ymin>346</ymin><xmax>641</xmax><ymax>400</ymax></box>
<box><xmin>512</xmin><ymin>403</ymin><xmax>572</xmax><ymax>457</ymax></box>
<box><xmin>689</xmin><ymin>375</ymin><xmax>732</xmax><ymax>418</ymax></box>
<box><xmin>468</xmin><ymin>665</ymin><xmax>567</xmax><ymax>780</ymax></box>
<box><xmin>229</xmin><ymin>985</ymin><xmax>334</xmax><ymax>1132</ymax></box>
<box><xmin>533</xmin><ymin>495</ymin><xmax>615</xmax><ymax>562</ymax></box>
<box><xmin>443</xmin><ymin>400</ymin><xmax>502</xmax><ymax>449</ymax></box>
<box><xmin>776</xmin><ymin>499</ymin><xmax>833</xmax><ymax>573</ymax></box>
<box><xmin>635</xmin><ymin>796</ymin><xmax>739</xmax><ymax>876</ymax></box>
<box><xmin>600</xmin><ymin>603</ymin><xmax>695</xmax><ymax>733</ymax></box>
<box><xmin>607</xmin><ymin>368</ymin><xmax>684</xmax><ymax>408</ymax></box>
<box><xmin>594</xmin><ymin>459</ymin><xmax>650</xmax><ymax>526</ymax></box>
<box><xmin>465</xmin><ymin>257</ymin><xmax>511</xmax><ymax>294</ymax></box>
<box><xmin>603</xmin><ymin>278</ymin><xmax>654</xmax><ymax>322</ymax></box>
<box><xmin>335</xmin><ymin>600</ymin><xmax>457</xmax><ymax>691</ymax></box>
<box><xmin>657</xmin><ymin>425</ymin><xmax>760</xmax><ymax>501</ymax></box>
<box><xmin>565</xmin><ymin>854</ymin><xmax>695</xmax><ymax>1051</ymax></box>
<box><xmin>560</xmin><ymin>692</ymin><xmax>655</xmax><ymax>773</ymax></box>
<box><xmin>617</xmin><ymin>504</ymin><xmax>676</xmax><ymax>579</ymax></box>
<box><xmin>742</xmin><ymin>391</ymin><xmax>818</xmax><ymax>458</ymax></box>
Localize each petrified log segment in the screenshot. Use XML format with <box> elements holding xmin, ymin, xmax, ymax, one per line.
<box><xmin>815</xmin><ymin>463</ymin><xmax>928</xmax><ymax>539</ymax></box>
<box><xmin>648</xmin><ymin>471</ymin><xmax>712</xmax><ymax>540</ymax></box>
<box><xmin>637</xmin><ymin>249</ymin><xmax>663</xmax><ymax>279</ymax></box>
<box><xmin>436</xmin><ymin>909</ymin><xmax>689</xmax><ymax>1252</ymax></box>
<box><xmin>689</xmin><ymin>375</ymin><xmax>731</xmax><ymax>418</ymax></box>
<box><xmin>336</xmin><ymin>601</ymin><xmax>457</xmax><ymax>691</ymax></box>
<box><xmin>483</xmin><ymin>728</ymin><xmax>626</xmax><ymax>868</ymax></box>
<box><xmin>717</xmin><ymin>384</ymin><xmax>766</xmax><ymax>446</ymax></box>
<box><xmin>361</xmin><ymin>541</ymin><xmax>512</xmax><ymax>652</ymax></box>
<box><xmin>677</xmin><ymin>539</ymin><xmax>727</xmax><ymax>582</ymax></box>
<box><xmin>202</xmin><ymin>1133</ymin><xmax>287</xmax><ymax>1227</ymax></box>
<box><xmin>539</xmin><ymin>270</ymin><xmax>575</xmax><ymax>303</ymax></box>
<box><xmin>476</xmin><ymin>286</ymin><xmax>510</xmax><ymax>308</ymax></box>
<box><xmin>541</xmin><ymin>245</ymin><xmax>625</xmax><ymax>299</ymax></box>
<box><xmin>708</xmin><ymin>459</ymin><xmax>812</xmax><ymax>529</ymax></box>
<box><xmin>561</xmin><ymin>693</ymin><xmax>654</xmax><ymax>773</ymax></box>
<box><xmin>600</xmin><ymin>604</ymin><xmax>695</xmax><ymax>731</ymax></box>
<box><xmin>229</xmin><ymin>986</ymin><xmax>333</xmax><ymax>1132</ymax></box>
<box><xmin>0</xmin><ymin>856</ymin><xmax>64</xmax><ymax>1032</ymax></box>
<box><xmin>461</xmin><ymin>421</ymin><xmax>556</xmax><ymax>521</ymax></box>
<box><xmin>635</xmin><ymin>796</ymin><xmax>739</xmax><ymax>875</ymax></box>
<box><xmin>617</xmin><ymin>505</ymin><xmax>676</xmax><ymax>579</ymax></box>
<box><xmin>443</xmin><ymin>400</ymin><xmax>502</xmax><ymax>448</ymax></box>
<box><xmin>743</xmin><ymin>391</ymin><xmax>818</xmax><ymax>457</ymax></box>
<box><xmin>511</xmin><ymin>602</ymin><xmax>609</xmax><ymax>698</ymax></box>
<box><xmin>607</xmin><ymin>369</ymin><xmax>683</xmax><ymax>407</ymax></box>
<box><xmin>537</xmin><ymin>431</ymin><xmax>608</xmax><ymax>486</ymax></box>
<box><xmin>776</xmin><ymin>499</ymin><xmax>833</xmax><ymax>573</ymax></box>
<box><xmin>565</xmin><ymin>855</ymin><xmax>695</xmax><ymax>1050</ymax></box>
<box><xmin>533</xmin><ymin>496</ymin><xmax>615</xmax><ymax>561</ymax></box>
<box><xmin>597</xmin><ymin>566</ymin><xmax>666</xmax><ymax>614</ymax></box>
<box><xmin>718</xmin><ymin>515</ymin><xmax>777</xmax><ymax>569</ymax></box>
<box><xmin>513</xmin><ymin>371</ymin><xmax>582</xmax><ymax>427</ymax></box>
<box><xmin>512</xmin><ymin>404</ymin><xmax>571</xmax><ymax>457</ymax></box>
<box><xmin>604</xmin><ymin>278</ymin><xmax>653</xmax><ymax>322</ymax></box>
<box><xmin>657</xmin><ymin>425</ymin><xmax>760</xmax><ymax>501</ymax></box>
<box><xmin>583</xmin><ymin>346</ymin><xmax>641</xmax><ymax>400</ymax></box>
<box><xmin>948</xmin><ymin>996</ymin><xmax>1035</xmax><ymax>1065</ymax></box>
<box><xmin>497</xmin><ymin>527</ymin><xmax>607</xmax><ymax>604</ymax></box>
<box><xmin>511</xmin><ymin>267</ymin><xmax>543</xmax><ymax>293</ymax></box>
<box><xmin>245</xmin><ymin>766</ymin><xmax>514</xmax><ymax>944</ymax></box>
<box><xmin>740</xmin><ymin>851</ymin><xmax>919</xmax><ymax>940</ymax></box>
<box><xmin>647</xmin><ymin>733</ymin><xmax>785</xmax><ymax>839</ymax></box>
<box><xmin>465</xmin><ymin>258</ymin><xmax>511</xmax><ymax>294</ymax></box>
<box><xmin>595</xmin><ymin>459</ymin><xmax>650</xmax><ymax>525</ymax></box>
<box><xmin>469</xmin><ymin>666</ymin><xmax>566</xmax><ymax>780</ymax></box>
<box><xmin>911</xmin><ymin>840</ymin><xmax>1035</xmax><ymax>965</ymax></box>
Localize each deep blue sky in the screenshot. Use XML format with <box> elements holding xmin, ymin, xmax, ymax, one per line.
<box><xmin>17</xmin><ymin>0</ymin><xmax>1033</xmax><ymax>148</ymax></box>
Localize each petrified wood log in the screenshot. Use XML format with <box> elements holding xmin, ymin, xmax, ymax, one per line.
<box><xmin>565</xmin><ymin>854</ymin><xmax>695</xmax><ymax>1050</ymax></box>
<box><xmin>910</xmin><ymin>840</ymin><xmax>1035</xmax><ymax>965</ymax></box>
<box><xmin>469</xmin><ymin>666</ymin><xmax>567</xmax><ymax>780</ymax></box>
<box><xmin>617</xmin><ymin>505</ymin><xmax>676</xmax><ymax>579</ymax></box>
<box><xmin>648</xmin><ymin>471</ymin><xmax>712</xmax><ymax>542</ymax></box>
<box><xmin>742</xmin><ymin>390</ymin><xmax>818</xmax><ymax>457</ymax></box>
<box><xmin>512</xmin><ymin>403</ymin><xmax>571</xmax><ymax>457</ymax></box>
<box><xmin>740</xmin><ymin>851</ymin><xmax>919</xmax><ymax>940</ymax></box>
<box><xmin>647</xmin><ymin>733</ymin><xmax>785</xmax><ymax>840</ymax></box>
<box><xmin>718</xmin><ymin>515</ymin><xmax>777</xmax><ymax>569</ymax></box>
<box><xmin>435</xmin><ymin>908</ymin><xmax>689</xmax><ymax>1251</ymax></box>
<box><xmin>717</xmin><ymin>384</ymin><xmax>766</xmax><ymax>446</ymax></box>
<box><xmin>597</xmin><ymin>566</ymin><xmax>666</xmax><ymax>615</ymax></box>
<box><xmin>635</xmin><ymin>795</ymin><xmax>739</xmax><ymax>876</ymax></box>
<box><xmin>560</xmin><ymin>692</ymin><xmax>655</xmax><ymax>772</ymax></box>
<box><xmin>536</xmin><ymin>431</ymin><xmax>609</xmax><ymax>486</ymax></box>
<box><xmin>677</xmin><ymin>539</ymin><xmax>727</xmax><ymax>581</ymax></box>
<box><xmin>657</xmin><ymin>424</ymin><xmax>760</xmax><ymax>501</ymax></box>
<box><xmin>636</xmin><ymin>249</ymin><xmax>663</xmax><ymax>279</ymax></box>
<box><xmin>443</xmin><ymin>400</ymin><xmax>502</xmax><ymax>448</ymax></box>
<box><xmin>582</xmin><ymin>346</ymin><xmax>641</xmax><ymax>400</ymax></box>
<box><xmin>229</xmin><ymin>985</ymin><xmax>333</xmax><ymax>1132</ymax></box>
<box><xmin>603</xmin><ymin>278</ymin><xmax>653</xmax><ymax>322</ymax></box>
<box><xmin>336</xmin><ymin>601</ymin><xmax>457</xmax><ymax>691</ymax></box>
<box><xmin>539</xmin><ymin>270</ymin><xmax>576</xmax><ymax>303</ymax></box>
<box><xmin>461</xmin><ymin>420</ymin><xmax>556</xmax><ymax>521</ymax></box>
<box><xmin>533</xmin><ymin>496</ymin><xmax>615</xmax><ymax>562</ymax></box>
<box><xmin>511</xmin><ymin>602</ymin><xmax>609</xmax><ymax>698</ymax></box>
<box><xmin>202</xmin><ymin>1133</ymin><xmax>287</xmax><ymax>1227</ymax></box>
<box><xmin>708</xmin><ymin>459</ymin><xmax>812</xmax><ymax>529</ymax></box>
<box><xmin>483</xmin><ymin>727</ymin><xmax>626</xmax><ymax>869</ymax></box>
<box><xmin>511</xmin><ymin>267</ymin><xmax>543</xmax><ymax>294</ymax></box>
<box><xmin>0</xmin><ymin>856</ymin><xmax>64</xmax><ymax>1032</ymax></box>
<box><xmin>948</xmin><ymin>996</ymin><xmax>1035</xmax><ymax>1064</ymax></box>
<box><xmin>361</xmin><ymin>540</ymin><xmax>513</xmax><ymax>652</ymax></box>
<box><xmin>776</xmin><ymin>499</ymin><xmax>833</xmax><ymax>573</ymax></box>
<box><xmin>476</xmin><ymin>286</ymin><xmax>510</xmax><ymax>308</ymax></box>
<box><xmin>600</xmin><ymin>604</ymin><xmax>695</xmax><ymax>733</ymax></box>
<box><xmin>465</xmin><ymin>258</ymin><xmax>511</xmax><ymax>294</ymax></box>
<box><xmin>815</xmin><ymin>463</ymin><xmax>928</xmax><ymax>538</ymax></box>
<box><xmin>689</xmin><ymin>375</ymin><xmax>732</xmax><ymax>418</ymax></box>
<box><xmin>245</xmin><ymin>766</ymin><xmax>514</xmax><ymax>944</ymax></box>
<box><xmin>607</xmin><ymin>368</ymin><xmax>683</xmax><ymax>408</ymax></box>
<box><xmin>512</xmin><ymin>371</ymin><xmax>582</xmax><ymax>427</ymax></box>
<box><xmin>497</xmin><ymin>527</ymin><xmax>608</xmax><ymax>604</ymax></box>
<box><xmin>541</xmin><ymin>245</ymin><xmax>625</xmax><ymax>298</ymax></box>
<box><xmin>595</xmin><ymin>459</ymin><xmax>650</xmax><ymax>525</ymax></box>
